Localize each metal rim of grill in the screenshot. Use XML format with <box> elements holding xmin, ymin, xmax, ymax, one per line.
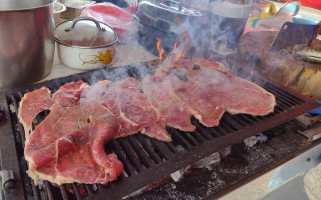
<box><xmin>0</xmin><ymin>61</ymin><xmax>318</xmax><ymax>200</ymax></box>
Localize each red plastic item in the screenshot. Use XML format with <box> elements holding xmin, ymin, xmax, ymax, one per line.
<box><xmin>281</xmin><ymin>0</ymin><xmax>321</xmax><ymax>10</ymax></box>
<box><xmin>81</xmin><ymin>3</ymin><xmax>135</xmax><ymax>39</ymax></box>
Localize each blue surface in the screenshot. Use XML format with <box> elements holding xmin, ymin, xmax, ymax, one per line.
<box><xmin>292</xmin><ymin>17</ymin><xmax>319</xmax><ymax>25</ymax></box>
<box><xmin>308</xmin><ymin>100</ymin><xmax>321</xmax><ymax>115</ymax></box>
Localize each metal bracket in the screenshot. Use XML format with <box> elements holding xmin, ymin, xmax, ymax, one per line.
<box><xmin>298</xmin><ymin>123</ymin><xmax>321</xmax><ymax>141</ymax></box>
<box><xmin>0</xmin><ymin>170</ymin><xmax>15</xmax><ymax>190</ymax></box>
<box><xmin>294</xmin><ymin>114</ymin><xmax>321</xmax><ymax>129</ymax></box>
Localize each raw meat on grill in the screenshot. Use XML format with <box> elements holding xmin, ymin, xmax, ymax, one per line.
<box><xmin>83</xmin><ymin>78</ymin><xmax>172</xmax><ymax>142</ymax></box>
<box><xmin>18</xmin><ymin>87</ymin><xmax>54</xmax><ymax>141</ymax></box>
<box><xmin>142</xmin><ymin>76</ymin><xmax>196</xmax><ymax>132</ymax></box>
<box><xmin>19</xmin><ymin>57</ymin><xmax>276</xmax><ymax>186</ymax></box>
<box><xmin>18</xmin><ymin>81</ymin><xmax>88</xmax><ymax>141</ymax></box>
<box><xmin>176</xmin><ymin>59</ymin><xmax>276</xmax><ymax>115</ymax></box>
<box><xmin>24</xmin><ymin>100</ymin><xmax>123</xmax><ymax>185</ymax></box>
<box><xmin>156</xmin><ymin>58</ymin><xmax>230</xmax><ymax>77</ymax></box>
<box><xmin>53</xmin><ymin>80</ymin><xmax>88</xmax><ymax>106</ymax></box>
<box><xmin>155</xmin><ymin>58</ymin><xmax>275</xmax><ymax>126</ymax></box>
<box><xmin>169</xmin><ymin>74</ymin><xmax>226</xmax><ymax>127</ymax></box>
<box><xmin>27</xmin><ymin>122</ymin><xmax>122</xmax><ymax>185</ymax></box>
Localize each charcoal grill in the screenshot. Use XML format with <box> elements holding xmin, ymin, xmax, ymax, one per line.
<box><xmin>0</xmin><ymin>61</ymin><xmax>318</xmax><ymax>200</ymax></box>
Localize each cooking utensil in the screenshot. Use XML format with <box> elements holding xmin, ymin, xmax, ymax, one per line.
<box><xmin>55</xmin><ymin>16</ymin><xmax>118</xmax><ymax>70</ymax></box>
<box><xmin>54</xmin><ymin>2</ymin><xmax>66</xmax><ymax>26</ymax></box>
<box><xmin>0</xmin><ymin>0</ymin><xmax>56</xmax><ymax>89</ymax></box>
<box><xmin>208</xmin><ymin>0</ymin><xmax>253</xmax><ymax>51</ymax></box>
<box><xmin>133</xmin><ymin>0</ymin><xmax>206</xmax><ymax>55</ymax></box>
<box><xmin>270</xmin><ymin>22</ymin><xmax>319</xmax><ymax>51</ymax></box>
<box><xmin>296</xmin><ymin>49</ymin><xmax>321</xmax><ymax>63</ymax></box>
<box><xmin>134</xmin><ymin>0</ymin><xmax>203</xmax><ymax>33</ymax></box>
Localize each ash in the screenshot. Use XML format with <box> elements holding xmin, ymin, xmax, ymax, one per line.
<box><xmin>131</xmin><ymin>123</ymin><xmax>313</xmax><ymax>200</ymax></box>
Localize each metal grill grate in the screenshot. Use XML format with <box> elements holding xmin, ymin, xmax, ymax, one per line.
<box><xmin>0</xmin><ymin>62</ymin><xmax>318</xmax><ymax>200</ymax></box>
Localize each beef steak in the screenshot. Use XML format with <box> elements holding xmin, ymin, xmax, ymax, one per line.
<box><xmin>142</xmin><ymin>76</ymin><xmax>196</xmax><ymax>132</ymax></box>
<box><xmin>155</xmin><ymin>58</ymin><xmax>275</xmax><ymax>127</ymax></box>
<box><xmin>21</xmin><ymin>82</ymin><xmax>123</xmax><ymax>185</ymax></box>
<box><xmin>53</xmin><ymin>80</ymin><xmax>88</xmax><ymax>106</ymax></box>
<box><xmin>18</xmin><ymin>87</ymin><xmax>54</xmax><ymax>141</ymax></box>
<box><xmin>83</xmin><ymin>78</ymin><xmax>172</xmax><ymax>142</ymax></box>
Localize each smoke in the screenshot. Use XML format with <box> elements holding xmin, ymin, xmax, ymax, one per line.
<box><xmin>151</xmin><ymin>0</ymin><xmax>255</xmax><ymax>77</ymax></box>
<box><xmin>84</xmin><ymin>0</ymin><xmax>284</xmax><ymax>89</ymax></box>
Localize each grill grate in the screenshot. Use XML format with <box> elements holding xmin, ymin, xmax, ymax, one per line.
<box><xmin>0</xmin><ymin>62</ymin><xmax>318</xmax><ymax>200</ymax></box>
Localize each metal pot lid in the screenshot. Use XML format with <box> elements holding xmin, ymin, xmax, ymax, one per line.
<box><xmin>55</xmin><ymin>16</ymin><xmax>118</xmax><ymax>48</ymax></box>
<box><xmin>134</xmin><ymin>0</ymin><xmax>203</xmax><ymax>33</ymax></box>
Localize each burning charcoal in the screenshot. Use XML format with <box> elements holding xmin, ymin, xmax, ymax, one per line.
<box><xmin>170</xmin><ymin>165</ymin><xmax>191</xmax><ymax>182</ymax></box>
<box><xmin>191</xmin><ymin>152</ymin><xmax>221</xmax><ymax>169</ymax></box>
<box><xmin>243</xmin><ymin>136</ymin><xmax>261</xmax><ymax>148</ymax></box>
<box><xmin>244</xmin><ymin>134</ymin><xmax>268</xmax><ymax>146</ymax></box>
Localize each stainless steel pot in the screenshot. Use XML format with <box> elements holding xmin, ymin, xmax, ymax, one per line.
<box><xmin>0</xmin><ymin>0</ymin><xmax>56</xmax><ymax>89</ymax></box>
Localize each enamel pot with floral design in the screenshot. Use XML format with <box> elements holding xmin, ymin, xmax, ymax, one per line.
<box><xmin>55</xmin><ymin>16</ymin><xmax>118</xmax><ymax>70</ymax></box>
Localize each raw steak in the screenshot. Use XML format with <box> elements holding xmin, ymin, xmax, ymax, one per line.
<box><xmin>142</xmin><ymin>76</ymin><xmax>196</xmax><ymax>132</ymax></box>
<box><xmin>83</xmin><ymin>78</ymin><xmax>172</xmax><ymax>142</ymax></box>
<box><xmin>24</xmin><ymin>100</ymin><xmax>122</xmax><ymax>185</ymax></box>
<box><xmin>18</xmin><ymin>87</ymin><xmax>54</xmax><ymax>141</ymax></box>
<box><xmin>169</xmin><ymin>74</ymin><xmax>225</xmax><ymax>127</ymax></box>
<box><xmin>27</xmin><ymin>122</ymin><xmax>122</xmax><ymax>185</ymax></box>
<box><xmin>18</xmin><ymin>81</ymin><xmax>88</xmax><ymax>141</ymax></box>
<box><xmin>156</xmin><ymin>58</ymin><xmax>275</xmax><ymax>126</ymax></box>
<box><xmin>53</xmin><ymin>80</ymin><xmax>88</xmax><ymax>106</ymax></box>
<box><xmin>156</xmin><ymin>58</ymin><xmax>229</xmax><ymax>77</ymax></box>
<box><xmin>173</xmin><ymin>59</ymin><xmax>276</xmax><ymax>115</ymax></box>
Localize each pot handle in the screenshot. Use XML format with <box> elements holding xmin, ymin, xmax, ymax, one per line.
<box><xmin>65</xmin><ymin>17</ymin><xmax>106</xmax><ymax>32</ymax></box>
<box><xmin>54</xmin><ymin>2</ymin><xmax>66</xmax><ymax>14</ymax></box>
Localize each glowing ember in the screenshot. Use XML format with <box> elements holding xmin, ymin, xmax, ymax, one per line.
<box><xmin>156</xmin><ymin>37</ymin><xmax>165</xmax><ymax>64</ymax></box>
<box><xmin>168</xmin><ymin>32</ymin><xmax>189</xmax><ymax>59</ymax></box>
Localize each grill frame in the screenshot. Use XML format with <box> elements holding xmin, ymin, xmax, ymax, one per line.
<box><xmin>0</xmin><ymin>61</ymin><xmax>319</xmax><ymax>200</ymax></box>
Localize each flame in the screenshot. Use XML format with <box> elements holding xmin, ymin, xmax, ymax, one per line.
<box><xmin>156</xmin><ymin>37</ymin><xmax>165</xmax><ymax>64</ymax></box>
<box><xmin>147</xmin><ymin>33</ymin><xmax>189</xmax><ymax>68</ymax></box>
<box><xmin>169</xmin><ymin>32</ymin><xmax>189</xmax><ymax>59</ymax></box>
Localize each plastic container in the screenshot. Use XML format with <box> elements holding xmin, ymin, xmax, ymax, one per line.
<box><xmin>80</xmin><ymin>3</ymin><xmax>135</xmax><ymax>40</ymax></box>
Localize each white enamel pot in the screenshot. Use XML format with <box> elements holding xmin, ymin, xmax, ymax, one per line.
<box><xmin>55</xmin><ymin>16</ymin><xmax>118</xmax><ymax>70</ymax></box>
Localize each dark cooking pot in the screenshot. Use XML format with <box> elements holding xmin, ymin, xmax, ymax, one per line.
<box><xmin>0</xmin><ymin>0</ymin><xmax>56</xmax><ymax>89</ymax></box>
<box><xmin>134</xmin><ymin>0</ymin><xmax>207</xmax><ymax>56</ymax></box>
